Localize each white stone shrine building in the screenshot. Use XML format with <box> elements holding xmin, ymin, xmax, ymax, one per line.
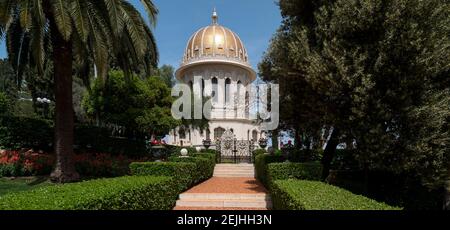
<box><xmin>168</xmin><ymin>10</ymin><xmax>264</xmax><ymax>147</ymax></box>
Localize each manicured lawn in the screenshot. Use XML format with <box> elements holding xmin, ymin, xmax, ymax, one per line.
<box><xmin>0</xmin><ymin>177</ymin><xmax>53</xmax><ymax>196</ymax></box>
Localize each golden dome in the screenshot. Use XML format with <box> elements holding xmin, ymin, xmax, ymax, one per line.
<box><xmin>176</xmin><ymin>9</ymin><xmax>255</xmax><ymax>80</ymax></box>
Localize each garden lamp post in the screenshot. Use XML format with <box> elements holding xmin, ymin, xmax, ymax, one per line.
<box><xmin>36</xmin><ymin>97</ymin><xmax>51</xmax><ymax>118</ymax></box>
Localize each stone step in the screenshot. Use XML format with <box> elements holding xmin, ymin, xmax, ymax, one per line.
<box><xmin>176</xmin><ymin>199</ymin><xmax>271</xmax><ymax>209</ymax></box>
<box><xmin>214</xmin><ymin>169</ymin><xmax>255</xmax><ymax>173</ymax></box>
<box><xmin>214</xmin><ymin>165</ymin><xmax>254</xmax><ymax>168</ymax></box>
<box><xmin>213</xmin><ymin>174</ymin><xmax>255</xmax><ymax>178</ymax></box>
<box><xmin>214</xmin><ymin>167</ymin><xmax>255</xmax><ymax>170</ymax></box>
<box><xmin>179</xmin><ymin>193</ymin><xmax>270</xmax><ymax>200</ymax></box>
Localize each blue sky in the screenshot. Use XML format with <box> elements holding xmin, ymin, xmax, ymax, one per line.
<box><xmin>0</xmin><ymin>0</ymin><xmax>282</xmax><ymax>71</ymax></box>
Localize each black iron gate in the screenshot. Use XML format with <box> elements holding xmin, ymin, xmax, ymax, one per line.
<box><xmin>215</xmin><ymin>130</ymin><xmax>254</xmax><ymax>163</ymax></box>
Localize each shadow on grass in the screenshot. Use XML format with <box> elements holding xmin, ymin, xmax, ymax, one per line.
<box><xmin>27</xmin><ymin>176</ymin><xmax>50</xmax><ymax>186</ymax></box>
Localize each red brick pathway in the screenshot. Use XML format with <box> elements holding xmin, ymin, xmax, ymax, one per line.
<box><xmin>184</xmin><ymin>177</ymin><xmax>268</xmax><ymax>194</ymax></box>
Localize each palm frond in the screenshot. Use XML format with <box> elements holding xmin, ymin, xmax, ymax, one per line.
<box><xmin>19</xmin><ymin>0</ymin><xmax>32</xmax><ymax>31</ymax></box>
<box><xmin>50</xmin><ymin>0</ymin><xmax>72</xmax><ymax>40</ymax></box>
<box><xmin>70</xmin><ymin>0</ymin><xmax>89</xmax><ymax>42</ymax></box>
<box><xmin>103</xmin><ymin>0</ymin><xmax>124</xmax><ymax>37</ymax></box>
<box><xmin>140</xmin><ymin>0</ymin><xmax>158</xmax><ymax>27</ymax></box>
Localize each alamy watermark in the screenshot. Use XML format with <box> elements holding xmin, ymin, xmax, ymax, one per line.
<box><xmin>171</xmin><ymin>76</ymin><xmax>279</xmax><ymax>131</ymax></box>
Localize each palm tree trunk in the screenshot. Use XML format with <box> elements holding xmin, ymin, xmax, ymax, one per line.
<box><xmin>49</xmin><ymin>20</ymin><xmax>79</xmax><ymax>183</ymax></box>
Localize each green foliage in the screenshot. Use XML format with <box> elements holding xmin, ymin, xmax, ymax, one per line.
<box><xmin>83</xmin><ymin>70</ymin><xmax>179</xmax><ymax>136</ymax></box>
<box><xmin>272</xmin><ymin>179</ymin><xmax>401</xmax><ymax>210</ymax></box>
<box><xmin>169</xmin><ymin>154</ymin><xmax>216</xmax><ymax>182</ymax></box>
<box><xmin>0</xmin><ymin>116</ymin><xmax>53</xmax><ymax>150</ymax></box>
<box><xmin>0</xmin><ymin>92</ymin><xmax>10</xmax><ymax>115</ymax></box>
<box><xmin>261</xmin><ymin>0</ymin><xmax>450</xmax><ymax>192</ymax></box>
<box><xmin>0</xmin><ymin>116</ymin><xmax>147</xmax><ymax>156</ymax></box>
<box><xmin>331</xmin><ymin>149</ymin><xmax>360</xmax><ymax>170</ymax></box>
<box><xmin>252</xmin><ymin>149</ymin><xmax>267</xmax><ymax>162</ymax></box>
<box><xmin>192</xmin><ymin>153</ymin><xmax>216</xmax><ymax>163</ymax></box>
<box><xmin>0</xmin><ymin>0</ymin><xmax>159</xmax><ymax>84</ymax></box>
<box><xmin>0</xmin><ymin>59</ymin><xmax>17</xmax><ymax>99</ymax></box>
<box><xmin>0</xmin><ymin>176</ymin><xmax>178</xmax><ymax>210</ymax></box>
<box><xmin>74</xmin><ymin>125</ymin><xmax>147</xmax><ymax>157</ymax></box>
<box><xmin>154</xmin><ymin>64</ymin><xmax>175</xmax><ymax>87</ymax></box>
<box><xmin>129</xmin><ymin>162</ymin><xmax>197</xmax><ymax>191</ymax></box>
<box><xmin>255</xmin><ymin>154</ymin><xmax>285</xmax><ymax>187</ymax></box>
<box><xmin>267</xmin><ymin>162</ymin><xmax>322</xmax><ymax>182</ymax></box>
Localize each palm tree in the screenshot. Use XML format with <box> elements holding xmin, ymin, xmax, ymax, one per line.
<box><xmin>0</xmin><ymin>0</ymin><xmax>159</xmax><ymax>183</ymax></box>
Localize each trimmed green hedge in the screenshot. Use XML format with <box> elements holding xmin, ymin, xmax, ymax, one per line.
<box><xmin>169</xmin><ymin>154</ymin><xmax>216</xmax><ymax>183</ymax></box>
<box><xmin>254</xmin><ymin>154</ymin><xmax>287</xmax><ymax>187</ymax></box>
<box><xmin>129</xmin><ymin>162</ymin><xmax>196</xmax><ymax>191</ymax></box>
<box><xmin>0</xmin><ymin>176</ymin><xmax>178</xmax><ymax>210</ymax></box>
<box><xmin>272</xmin><ymin>179</ymin><xmax>401</xmax><ymax>210</ymax></box>
<box><xmin>267</xmin><ymin>162</ymin><xmax>322</xmax><ymax>182</ymax></box>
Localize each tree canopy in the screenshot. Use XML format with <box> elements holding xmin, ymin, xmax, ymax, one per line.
<box><xmin>260</xmin><ymin>0</ymin><xmax>450</xmax><ymax>189</ymax></box>
<box><xmin>83</xmin><ymin>70</ymin><xmax>179</xmax><ymax>138</ymax></box>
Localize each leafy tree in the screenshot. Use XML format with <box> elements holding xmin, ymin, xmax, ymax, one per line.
<box><xmin>154</xmin><ymin>64</ymin><xmax>175</xmax><ymax>87</ymax></box>
<box><xmin>0</xmin><ymin>0</ymin><xmax>159</xmax><ymax>183</ymax></box>
<box><xmin>261</xmin><ymin>0</ymin><xmax>449</xmax><ymax>205</ymax></box>
<box><xmin>83</xmin><ymin>70</ymin><xmax>179</xmax><ymax>138</ymax></box>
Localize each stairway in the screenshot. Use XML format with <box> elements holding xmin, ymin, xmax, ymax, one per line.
<box><xmin>213</xmin><ymin>163</ymin><xmax>255</xmax><ymax>178</ymax></box>
<box><xmin>174</xmin><ymin>164</ymin><xmax>272</xmax><ymax>210</ymax></box>
<box><xmin>175</xmin><ymin>193</ymin><xmax>272</xmax><ymax>209</ymax></box>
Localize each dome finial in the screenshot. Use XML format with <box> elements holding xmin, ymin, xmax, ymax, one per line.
<box><xmin>212</xmin><ymin>8</ymin><xmax>218</xmax><ymax>25</ymax></box>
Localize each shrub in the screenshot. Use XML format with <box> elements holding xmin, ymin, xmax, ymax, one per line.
<box><xmin>254</xmin><ymin>154</ymin><xmax>285</xmax><ymax>187</ymax></box>
<box><xmin>285</xmin><ymin>149</ymin><xmax>322</xmax><ymax>162</ymax></box>
<box><xmin>73</xmin><ymin>153</ymin><xmax>132</xmax><ymax>177</ymax></box>
<box><xmin>0</xmin><ymin>151</ymin><xmax>135</xmax><ymax>177</ymax></box>
<box><xmin>271</xmin><ymin>179</ymin><xmax>401</xmax><ymax>210</ymax></box>
<box><xmin>130</xmin><ymin>162</ymin><xmax>197</xmax><ymax>191</ymax></box>
<box><xmin>330</xmin><ymin>149</ymin><xmax>360</xmax><ymax>170</ymax></box>
<box><xmin>0</xmin><ymin>116</ymin><xmax>53</xmax><ymax>151</ymax></box>
<box><xmin>191</xmin><ymin>153</ymin><xmax>216</xmax><ymax>164</ymax></box>
<box><xmin>169</xmin><ymin>155</ymin><xmax>215</xmax><ymax>183</ymax></box>
<box><xmin>0</xmin><ymin>118</ymin><xmax>148</xmax><ymax>157</ymax></box>
<box><xmin>252</xmin><ymin>149</ymin><xmax>267</xmax><ymax>162</ymax></box>
<box><xmin>267</xmin><ymin>162</ymin><xmax>322</xmax><ymax>183</ymax></box>
<box><xmin>74</xmin><ymin>125</ymin><xmax>147</xmax><ymax>157</ymax></box>
<box><xmin>0</xmin><ymin>176</ymin><xmax>178</xmax><ymax>210</ymax></box>
<box><xmin>0</xmin><ymin>150</ymin><xmax>53</xmax><ymax>176</ymax></box>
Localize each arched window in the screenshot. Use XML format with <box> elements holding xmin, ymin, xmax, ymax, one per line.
<box><xmin>230</xmin><ymin>128</ymin><xmax>234</xmax><ymax>134</ymax></box>
<box><xmin>225</xmin><ymin>78</ymin><xmax>231</xmax><ymax>104</ymax></box>
<box><xmin>252</xmin><ymin>130</ymin><xmax>258</xmax><ymax>141</ymax></box>
<box><xmin>214</xmin><ymin>127</ymin><xmax>226</xmax><ymax>140</ymax></box>
<box><xmin>247</xmin><ymin>130</ymin><xmax>250</xmax><ymax>140</ymax></box>
<box><xmin>212</xmin><ymin>77</ymin><xmax>218</xmax><ymax>103</ymax></box>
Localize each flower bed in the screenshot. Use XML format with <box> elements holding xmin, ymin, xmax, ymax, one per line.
<box><xmin>0</xmin><ymin>150</ymin><xmax>140</xmax><ymax>177</ymax></box>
